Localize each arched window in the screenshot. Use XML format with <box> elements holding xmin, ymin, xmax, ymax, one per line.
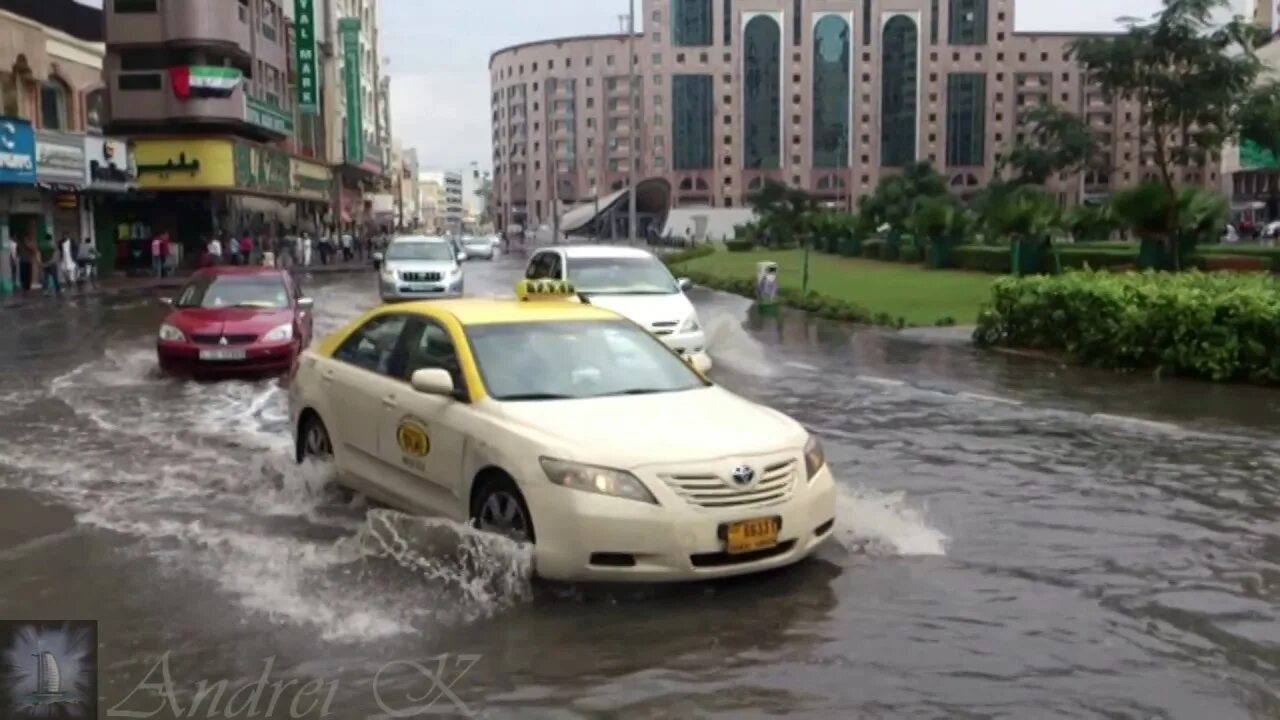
<box><xmin>812</xmin><ymin>15</ymin><xmax>851</xmax><ymax>168</ymax></box>
<box><xmin>880</xmin><ymin>16</ymin><xmax>919</xmax><ymax>168</ymax></box>
<box><xmin>84</xmin><ymin>87</ymin><xmax>106</xmax><ymax>132</ymax></box>
<box><xmin>743</xmin><ymin>15</ymin><xmax>781</xmax><ymax>170</ymax></box>
<box><xmin>41</xmin><ymin>78</ymin><xmax>70</xmax><ymax>130</ymax></box>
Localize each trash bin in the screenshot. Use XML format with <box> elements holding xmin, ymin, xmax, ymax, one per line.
<box><xmin>756</xmin><ymin>261</ymin><xmax>779</xmax><ymax>316</ymax></box>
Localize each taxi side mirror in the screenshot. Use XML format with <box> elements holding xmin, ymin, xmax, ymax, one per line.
<box><xmin>411</xmin><ymin>368</ymin><xmax>456</xmax><ymax>397</ymax></box>
<box><xmin>678</xmin><ymin>277</ymin><xmax>693</xmax><ymax>292</ymax></box>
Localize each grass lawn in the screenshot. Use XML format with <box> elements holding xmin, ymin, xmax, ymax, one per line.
<box><xmin>673</xmin><ymin>249</ymin><xmax>995</xmax><ymax>326</ymax></box>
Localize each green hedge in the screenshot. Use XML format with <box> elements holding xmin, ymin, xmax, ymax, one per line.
<box><xmin>953</xmin><ymin>246</ymin><xmax>1012</xmax><ymax>273</ymax></box>
<box><xmin>725</xmin><ymin>239</ymin><xmax>755</xmax><ymax>252</ymax></box>
<box><xmin>660</xmin><ymin>244</ymin><xmax>716</xmax><ymax>267</ymax></box>
<box><xmin>951</xmin><ymin>245</ymin><xmax>1140</xmax><ymax>274</ymax></box>
<box><xmin>974</xmin><ymin>270</ymin><xmax>1280</xmax><ymax>383</ymax></box>
<box><xmin>679</xmin><ymin>270</ymin><xmax>926</xmax><ymax>328</ymax></box>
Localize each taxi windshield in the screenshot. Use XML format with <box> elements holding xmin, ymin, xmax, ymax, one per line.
<box><xmin>387</xmin><ymin>242</ymin><xmax>454</xmax><ymax>262</ymax></box>
<box><xmin>466</xmin><ymin>319</ymin><xmax>707</xmax><ymax>401</ymax></box>
<box><xmin>175</xmin><ymin>276</ymin><xmax>289</xmax><ymax>309</ymax></box>
<box><xmin>566</xmin><ymin>256</ymin><xmax>679</xmax><ymax>295</ymax></box>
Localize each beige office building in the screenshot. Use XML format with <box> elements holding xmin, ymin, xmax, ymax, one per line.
<box><xmin>490</xmin><ymin>0</ymin><xmax>1221</xmax><ymax>234</ymax></box>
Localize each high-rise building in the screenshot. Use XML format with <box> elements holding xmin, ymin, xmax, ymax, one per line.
<box><xmin>489</xmin><ymin>0</ymin><xmax>1221</xmax><ymax>236</ymax></box>
<box><xmin>103</xmin><ymin>0</ymin><xmax>335</xmax><ymax>253</ymax></box>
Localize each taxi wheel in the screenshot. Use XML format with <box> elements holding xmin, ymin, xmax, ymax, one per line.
<box><xmin>472</xmin><ymin>474</ymin><xmax>536</xmax><ymax>544</ymax></box>
<box><xmin>297</xmin><ymin>413</ymin><xmax>333</xmax><ymax>462</ymax></box>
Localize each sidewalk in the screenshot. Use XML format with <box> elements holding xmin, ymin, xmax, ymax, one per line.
<box><xmin>0</xmin><ymin>260</ymin><xmax>373</xmax><ymax>309</ymax></box>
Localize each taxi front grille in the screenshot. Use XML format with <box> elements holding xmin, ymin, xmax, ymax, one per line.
<box><xmin>191</xmin><ymin>334</ymin><xmax>258</xmax><ymax>345</ymax></box>
<box><xmin>660</xmin><ymin>459</ymin><xmax>797</xmax><ymax>509</ymax></box>
<box><xmin>401</xmin><ymin>271</ymin><xmax>443</xmax><ymax>282</ymax></box>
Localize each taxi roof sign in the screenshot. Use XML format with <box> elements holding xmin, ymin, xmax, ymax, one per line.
<box><xmin>515</xmin><ymin>279</ymin><xmax>582</xmax><ymax>302</ymax></box>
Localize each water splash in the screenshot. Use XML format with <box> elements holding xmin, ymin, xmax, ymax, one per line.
<box><xmin>832</xmin><ymin>484</ymin><xmax>948</xmax><ymax>557</ymax></box>
<box><xmin>701</xmin><ymin>311</ymin><xmax>779</xmax><ymax>378</ymax></box>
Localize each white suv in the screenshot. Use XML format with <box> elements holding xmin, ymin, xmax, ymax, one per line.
<box><xmin>523</xmin><ymin>245</ymin><xmax>712</xmax><ymax>372</ymax></box>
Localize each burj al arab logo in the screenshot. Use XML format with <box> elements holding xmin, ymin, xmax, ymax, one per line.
<box><xmin>0</xmin><ymin>620</ymin><xmax>97</xmax><ymax>718</ymax></box>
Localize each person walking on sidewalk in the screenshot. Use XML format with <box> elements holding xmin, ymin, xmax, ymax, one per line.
<box><xmin>39</xmin><ymin>234</ymin><xmax>61</xmax><ymax>296</ymax></box>
<box><xmin>341</xmin><ymin>229</ymin><xmax>353</xmax><ymax>262</ymax></box>
<box><xmin>150</xmin><ymin>233</ymin><xmax>165</xmax><ymax>277</ymax></box>
<box><xmin>207</xmin><ymin>235</ymin><xmax>224</xmax><ymax>266</ymax></box>
<box><xmin>229</xmin><ymin>232</ymin><xmax>242</xmax><ymax>266</ymax></box>
<box><xmin>0</xmin><ymin>233</ymin><xmax>14</xmax><ymax>297</ymax></box>
<box><xmin>239</xmin><ymin>233</ymin><xmax>253</xmax><ymax>266</ymax></box>
<box><xmin>19</xmin><ymin>236</ymin><xmax>37</xmax><ymax>294</ymax></box>
<box><xmin>76</xmin><ymin>236</ymin><xmax>98</xmax><ymax>287</ymax></box>
<box><xmin>300</xmin><ymin>231</ymin><xmax>314</xmax><ymax>267</ymax></box>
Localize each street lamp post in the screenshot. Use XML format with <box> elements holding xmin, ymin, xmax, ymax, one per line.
<box><xmin>626</xmin><ymin>0</ymin><xmax>638</xmax><ymax>243</ymax></box>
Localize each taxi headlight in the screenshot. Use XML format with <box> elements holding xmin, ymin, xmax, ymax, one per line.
<box><xmin>539</xmin><ymin>457</ymin><xmax>659</xmax><ymax>505</ymax></box>
<box><xmin>262</xmin><ymin>323</ymin><xmax>293</xmax><ymax>342</ymax></box>
<box><xmin>679</xmin><ymin>315</ymin><xmax>701</xmax><ymax>333</ymax></box>
<box><xmin>158</xmin><ymin>323</ymin><xmax>185</xmax><ymax>342</ymax></box>
<box><xmin>804</xmin><ymin>435</ymin><xmax>826</xmax><ymax>480</ymax></box>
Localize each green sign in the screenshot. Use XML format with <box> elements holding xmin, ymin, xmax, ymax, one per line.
<box><xmin>233</xmin><ymin>142</ymin><xmax>291</xmax><ymax>193</ymax></box>
<box><xmin>294</xmin><ymin>0</ymin><xmax>318</xmax><ymax>114</ymax></box>
<box><xmin>1240</xmin><ymin>138</ymin><xmax>1280</xmax><ymax>170</ymax></box>
<box><xmin>245</xmin><ymin>96</ymin><xmax>294</xmax><ymax>135</ymax></box>
<box><xmin>340</xmin><ymin>18</ymin><xmax>363</xmax><ymax>164</ymax></box>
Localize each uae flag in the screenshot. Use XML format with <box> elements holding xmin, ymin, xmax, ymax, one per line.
<box><xmin>170</xmin><ymin>66</ymin><xmax>242</xmax><ymax>99</ymax></box>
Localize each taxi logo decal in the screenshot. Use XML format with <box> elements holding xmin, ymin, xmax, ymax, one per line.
<box><xmin>515</xmin><ymin>279</ymin><xmax>577</xmax><ymax>301</ymax></box>
<box><xmin>396</xmin><ymin>419</ymin><xmax>431</xmax><ymax>458</ymax></box>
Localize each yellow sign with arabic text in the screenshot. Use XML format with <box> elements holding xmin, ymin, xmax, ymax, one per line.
<box><xmin>290</xmin><ymin>158</ymin><xmax>332</xmax><ymax>202</ymax></box>
<box><xmin>133</xmin><ymin>139</ymin><xmax>234</xmax><ymax>190</ymax></box>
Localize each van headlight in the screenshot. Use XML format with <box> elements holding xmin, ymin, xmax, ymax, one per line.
<box><xmin>679</xmin><ymin>315</ymin><xmax>701</xmax><ymax>333</ymax></box>
<box><xmin>539</xmin><ymin>457</ymin><xmax>659</xmax><ymax>505</ymax></box>
<box><xmin>158</xmin><ymin>323</ymin><xmax>185</xmax><ymax>342</ymax></box>
<box><xmin>804</xmin><ymin>435</ymin><xmax>825</xmax><ymax>480</ymax></box>
<box><xmin>262</xmin><ymin>323</ymin><xmax>294</xmax><ymax>342</ymax></box>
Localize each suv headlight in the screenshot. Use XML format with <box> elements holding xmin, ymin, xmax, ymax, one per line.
<box><xmin>804</xmin><ymin>435</ymin><xmax>826</xmax><ymax>480</ymax></box>
<box><xmin>381</xmin><ymin>265</ymin><xmax>397</xmax><ymax>280</ymax></box>
<box><xmin>158</xmin><ymin>323</ymin><xmax>185</xmax><ymax>342</ymax></box>
<box><xmin>262</xmin><ymin>323</ymin><xmax>293</xmax><ymax>342</ymax></box>
<box><xmin>539</xmin><ymin>457</ymin><xmax>659</xmax><ymax>505</ymax></box>
<box><xmin>679</xmin><ymin>315</ymin><xmax>701</xmax><ymax>333</ymax></box>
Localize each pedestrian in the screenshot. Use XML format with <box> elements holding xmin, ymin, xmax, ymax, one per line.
<box><xmin>0</xmin><ymin>233</ymin><xmax>14</xmax><ymax>296</ymax></box>
<box><xmin>150</xmin><ymin>233</ymin><xmax>165</xmax><ymax>277</ymax></box>
<box><xmin>229</xmin><ymin>232</ymin><xmax>242</xmax><ymax>266</ymax></box>
<box><xmin>59</xmin><ymin>234</ymin><xmax>77</xmax><ymax>286</ymax></box>
<box><xmin>301</xmin><ymin>231</ymin><xmax>313</xmax><ymax>267</ymax></box>
<box><xmin>39</xmin><ymin>234</ymin><xmax>61</xmax><ymax>296</ymax></box>
<box><xmin>77</xmin><ymin>236</ymin><xmax>98</xmax><ymax>286</ymax></box>
<box><xmin>341</xmin><ymin>229</ymin><xmax>353</xmax><ymax>262</ymax></box>
<box><xmin>19</xmin><ymin>236</ymin><xmax>37</xmax><ymax>294</ymax></box>
<box><xmin>207</xmin><ymin>235</ymin><xmax>224</xmax><ymax>266</ymax></box>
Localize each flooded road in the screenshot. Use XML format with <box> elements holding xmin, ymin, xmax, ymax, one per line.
<box><xmin>0</xmin><ymin>255</ymin><xmax>1277</xmax><ymax>719</ymax></box>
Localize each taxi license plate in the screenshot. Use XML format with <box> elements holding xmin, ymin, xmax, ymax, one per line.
<box><xmin>724</xmin><ymin>517</ymin><xmax>781</xmax><ymax>554</ymax></box>
<box><xmin>200</xmin><ymin>348</ymin><xmax>246</xmax><ymax>361</ymax></box>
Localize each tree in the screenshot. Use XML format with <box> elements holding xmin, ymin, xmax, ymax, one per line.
<box><xmin>857</xmin><ymin>162</ymin><xmax>948</xmax><ymax>235</ymax></box>
<box><xmin>474</xmin><ymin>175</ymin><xmax>494</xmax><ymax>225</ymax></box>
<box><xmin>746</xmin><ymin>179</ymin><xmax>818</xmax><ymax>246</ymax></box>
<box><xmin>1236</xmin><ymin>80</ymin><xmax>1280</xmax><ymax>218</ymax></box>
<box><xmin>1003</xmin><ymin>105</ymin><xmax>1101</xmax><ymax>185</ymax></box>
<box><xmin>1071</xmin><ymin>0</ymin><xmax>1264</xmax><ymax>259</ymax></box>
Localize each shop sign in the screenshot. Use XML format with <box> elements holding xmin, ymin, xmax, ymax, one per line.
<box><xmin>290</xmin><ymin>157</ymin><xmax>332</xmax><ymax>201</ymax></box>
<box><xmin>233</xmin><ymin>142</ymin><xmax>290</xmax><ymax>194</ymax></box>
<box><xmin>245</xmin><ymin>96</ymin><xmax>294</xmax><ymax>135</ymax></box>
<box><xmin>84</xmin><ymin>136</ymin><xmax>135</xmax><ymax>190</ymax></box>
<box><xmin>36</xmin><ymin>130</ymin><xmax>87</xmax><ymax>187</ymax></box>
<box><xmin>294</xmin><ymin>0</ymin><xmax>319</xmax><ymax>114</ymax></box>
<box><xmin>340</xmin><ymin>18</ymin><xmax>363</xmax><ymax>164</ymax></box>
<box><xmin>0</xmin><ymin>117</ymin><xmax>36</xmax><ymax>185</ymax></box>
<box><xmin>133</xmin><ymin>139</ymin><xmax>235</xmax><ymax>189</ymax></box>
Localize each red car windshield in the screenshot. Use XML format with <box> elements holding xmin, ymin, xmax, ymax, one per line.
<box><xmin>176</xmin><ymin>276</ymin><xmax>290</xmax><ymax>309</ymax></box>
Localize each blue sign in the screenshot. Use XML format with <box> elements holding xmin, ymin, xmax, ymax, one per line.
<box><xmin>0</xmin><ymin>117</ymin><xmax>36</xmax><ymax>185</ymax></box>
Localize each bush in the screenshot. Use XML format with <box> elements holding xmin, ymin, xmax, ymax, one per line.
<box><xmin>954</xmin><ymin>245</ymin><xmax>1012</xmax><ymax>273</ymax></box>
<box><xmin>899</xmin><ymin>245</ymin><xmax>923</xmax><ymax>263</ymax></box>
<box><xmin>724</xmin><ymin>239</ymin><xmax>755</xmax><ymax>252</ymax></box>
<box><xmin>881</xmin><ymin>242</ymin><xmax>901</xmax><ymax>262</ymax></box>
<box><xmin>862</xmin><ymin>239</ymin><xmax>885</xmax><ymax>259</ymax></box>
<box><xmin>973</xmin><ymin>270</ymin><xmax>1280</xmax><ymax>384</ymax></box>
<box><xmin>661</xmin><ymin>244</ymin><xmax>716</xmax><ymax>267</ymax></box>
<box><xmin>1055</xmin><ymin>248</ymin><xmax>1139</xmax><ymax>271</ymax></box>
<box><xmin>953</xmin><ymin>245</ymin><xmax>1140</xmax><ymax>274</ymax></box>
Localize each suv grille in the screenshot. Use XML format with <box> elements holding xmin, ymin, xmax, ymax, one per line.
<box><xmin>660</xmin><ymin>459</ymin><xmax>797</xmax><ymax>509</ymax></box>
<box><xmin>401</xmin><ymin>271</ymin><xmax>443</xmax><ymax>282</ymax></box>
<box><xmin>191</xmin><ymin>334</ymin><xmax>258</xmax><ymax>345</ymax></box>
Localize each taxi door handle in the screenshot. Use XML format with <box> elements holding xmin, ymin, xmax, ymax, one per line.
<box><xmin>382</xmin><ymin>395</ymin><xmax>398</xmax><ymax>409</ymax></box>
<box><xmin>320</xmin><ymin>369</ymin><xmax>335</xmax><ymax>382</ymax></box>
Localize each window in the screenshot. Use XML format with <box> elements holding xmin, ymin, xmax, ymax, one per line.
<box><xmin>335</xmin><ymin>315</ymin><xmax>410</xmax><ymax>375</ymax></box>
<box><xmin>0</xmin><ymin>73</ymin><xmax>18</xmax><ymax>117</ymax></box>
<box><xmin>724</xmin><ymin>0</ymin><xmax>733</xmax><ymax>45</ymax></box>
<box><xmin>881</xmin><ymin>16</ymin><xmax>919</xmax><ymax>167</ymax></box>
<box><xmin>525</xmin><ymin>251</ymin><xmax>562</xmax><ymax>279</ymax></box>
<box><xmin>260</xmin><ymin>0</ymin><xmax>278</xmax><ymax>42</ymax></box>
<box><xmin>673</xmin><ymin>74</ymin><xmax>714</xmax><ymax>170</ymax></box>
<box><xmin>813</xmin><ymin>15</ymin><xmax>851</xmax><ymax>168</ymax></box>
<box><xmin>118</xmin><ymin>73</ymin><xmax>162</xmax><ymax>91</ymax></box>
<box><xmin>743</xmin><ymin>15</ymin><xmax>782</xmax><ymax>169</ymax></box>
<box><xmin>40</xmin><ymin>80</ymin><xmax>69</xmax><ymax>130</ymax></box>
<box><xmin>402</xmin><ymin>319</ymin><xmax>465</xmax><ymax>392</ymax></box>
<box><xmin>672</xmin><ymin>0</ymin><xmax>713</xmax><ymax>47</ymax></box>
<box><xmin>84</xmin><ymin>88</ymin><xmax>106</xmax><ymax>131</ymax></box>
<box><xmin>946</xmin><ymin>73</ymin><xmax>986</xmax><ymax>167</ymax></box>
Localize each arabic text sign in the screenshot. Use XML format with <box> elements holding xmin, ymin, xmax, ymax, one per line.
<box><xmin>291</xmin><ymin>157</ymin><xmax>332</xmax><ymax>201</ymax></box>
<box><xmin>36</xmin><ymin>130</ymin><xmax>87</xmax><ymax>186</ymax></box>
<box><xmin>0</xmin><ymin>116</ymin><xmax>36</xmax><ymax>186</ymax></box>
<box><xmin>132</xmin><ymin>139</ymin><xmax>235</xmax><ymax>190</ymax></box>
<box><xmin>340</xmin><ymin>18</ymin><xmax>363</xmax><ymax>164</ymax></box>
<box><xmin>295</xmin><ymin>0</ymin><xmax>319</xmax><ymax>115</ymax></box>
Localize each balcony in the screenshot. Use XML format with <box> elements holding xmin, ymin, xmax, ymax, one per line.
<box><xmin>106</xmin><ymin>0</ymin><xmax>252</xmax><ymax>59</ymax></box>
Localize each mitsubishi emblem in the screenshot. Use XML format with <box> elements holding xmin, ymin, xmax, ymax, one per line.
<box><xmin>219</xmin><ymin>336</ymin><xmax>229</xmax><ymax>345</ymax></box>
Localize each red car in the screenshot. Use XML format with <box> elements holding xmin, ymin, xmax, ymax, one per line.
<box><xmin>156</xmin><ymin>267</ymin><xmax>315</xmax><ymax>377</ymax></box>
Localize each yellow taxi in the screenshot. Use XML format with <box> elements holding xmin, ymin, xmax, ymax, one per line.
<box><xmin>288</xmin><ymin>280</ymin><xmax>836</xmax><ymax>582</ymax></box>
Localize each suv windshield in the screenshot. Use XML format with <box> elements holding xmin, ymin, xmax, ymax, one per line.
<box><xmin>566</xmin><ymin>256</ymin><xmax>679</xmax><ymax>295</ymax></box>
<box><xmin>387</xmin><ymin>242</ymin><xmax>454</xmax><ymax>262</ymax></box>
<box><xmin>466</xmin><ymin>319</ymin><xmax>708</xmax><ymax>401</ymax></box>
<box><xmin>176</xmin><ymin>275</ymin><xmax>289</xmax><ymax>309</ymax></box>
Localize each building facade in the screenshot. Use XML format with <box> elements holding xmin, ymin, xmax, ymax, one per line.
<box><xmin>0</xmin><ymin>0</ymin><xmax>139</xmax><ymax>279</ymax></box>
<box><xmin>490</xmin><ymin>0</ymin><xmax>1221</xmax><ymax>235</ymax></box>
<box><xmin>420</xmin><ymin>170</ymin><xmax>464</xmax><ymax>234</ymax></box>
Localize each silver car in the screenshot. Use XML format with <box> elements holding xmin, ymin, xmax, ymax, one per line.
<box><xmin>377</xmin><ymin>236</ymin><xmax>466</xmax><ymax>302</ymax></box>
<box><xmin>461</xmin><ymin>235</ymin><xmax>496</xmax><ymax>260</ymax></box>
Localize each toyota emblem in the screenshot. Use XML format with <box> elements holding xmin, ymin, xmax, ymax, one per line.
<box><xmin>730</xmin><ymin>465</ymin><xmax>755</xmax><ymax>487</ymax></box>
